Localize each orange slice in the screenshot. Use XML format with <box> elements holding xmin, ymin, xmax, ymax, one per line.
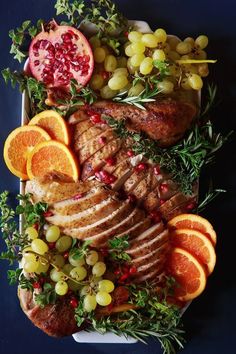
<box><xmin>3</xmin><ymin>126</ymin><xmax>51</xmax><ymax>180</ymax></box>
<box><xmin>29</xmin><ymin>110</ymin><xmax>70</xmax><ymax>145</ymax></box>
<box><xmin>167</xmin><ymin>214</ymin><xmax>217</xmax><ymax>246</ymax></box>
<box><xmin>26</xmin><ymin>141</ymin><xmax>79</xmax><ymax>182</ymax></box>
<box><xmin>170</xmin><ymin>229</ymin><xmax>216</xmax><ymax>275</ymax></box>
<box><xmin>166</xmin><ymin>247</ymin><xmax>207</xmax><ymax>301</ymax></box>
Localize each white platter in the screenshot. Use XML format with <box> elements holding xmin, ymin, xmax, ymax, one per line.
<box><xmin>20</xmin><ymin>20</ymin><xmax>197</xmax><ymax>344</ymax></box>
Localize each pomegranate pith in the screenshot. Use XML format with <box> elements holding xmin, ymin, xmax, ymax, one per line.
<box><xmin>29</xmin><ymin>24</ymin><xmax>94</xmax><ymax>89</ymax></box>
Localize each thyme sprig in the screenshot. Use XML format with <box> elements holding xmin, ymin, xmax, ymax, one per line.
<box><xmin>108</xmin><ymin>235</ymin><xmax>131</xmax><ymax>262</ymax></box>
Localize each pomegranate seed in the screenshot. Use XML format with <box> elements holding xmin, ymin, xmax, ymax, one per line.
<box><xmin>129</xmin><ymin>266</ymin><xmax>137</xmax><ymax>275</ymax></box>
<box><xmin>160</xmin><ymin>183</ymin><xmax>169</xmax><ymax>193</ymax></box>
<box><xmin>105</xmin><ymin>157</ymin><xmax>116</xmax><ymax>166</ymax></box>
<box><xmin>124</xmin><ymin>31</ymin><xmax>129</xmax><ymax>37</ymax></box>
<box><xmin>119</xmin><ymin>274</ymin><xmax>129</xmax><ymax>282</ymax></box>
<box><xmin>186</xmin><ymin>202</ymin><xmax>196</xmax><ymax>210</ymax></box>
<box><xmin>39</xmin><ymin>277</ymin><xmax>46</xmax><ymax>285</ymax></box>
<box><xmin>127</xmin><ymin>150</ymin><xmax>134</xmax><ymax>157</ymax></box>
<box><xmin>100</xmin><ymin>248</ymin><xmax>108</xmax><ymax>257</ymax></box>
<box><xmin>135</xmin><ymin>162</ymin><xmax>147</xmax><ymax>173</ymax></box>
<box><xmin>73</xmin><ymin>193</ymin><xmax>84</xmax><ymax>200</ymax></box>
<box><xmin>34</xmin><ymin>60</ymin><xmax>40</xmax><ymax>66</ymax></box>
<box><xmin>150</xmin><ymin>210</ymin><xmax>162</xmax><ymax>223</ymax></box>
<box><xmin>95</xmin><ymin>170</ymin><xmax>116</xmax><ymax>184</ymax></box>
<box><xmin>43</xmin><ymin>211</ymin><xmax>54</xmax><ymax>217</ymax></box>
<box><xmin>61</xmin><ymin>32</ymin><xmax>73</xmax><ymax>43</ymax></box>
<box><xmin>108</xmin><ymin>175</ymin><xmax>117</xmax><ymax>184</ymax></box>
<box><xmin>101</xmin><ymin>71</ymin><xmax>110</xmax><ymax>80</ymax></box>
<box><xmin>90</xmin><ymin>113</ymin><xmax>101</xmax><ymax>124</ymax></box>
<box><xmin>127</xmin><ymin>194</ymin><xmax>136</xmax><ymax>203</ymax></box>
<box><xmin>98</xmin><ymin>136</ymin><xmax>106</xmax><ymax>144</ymax></box>
<box><xmin>48</xmin><ymin>242</ymin><xmax>56</xmax><ymax>249</ymax></box>
<box><xmin>33</xmin><ymin>223</ymin><xmax>39</xmax><ymax>231</ymax></box>
<box><xmin>107</xmin><ymin>303</ymin><xmax>113</xmax><ymax>311</ymax></box>
<box><xmin>33</xmin><ymin>282</ymin><xmax>41</xmax><ymax>289</ymax></box>
<box><xmin>154</xmin><ymin>166</ymin><xmax>161</xmax><ymax>175</ymax></box>
<box><xmin>63</xmin><ymin>252</ymin><xmax>69</xmax><ymax>259</ymax></box>
<box><xmin>122</xmin><ymin>266</ymin><xmax>130</xmax><ymax>273</ymax></box>
<box><xmin>160</xmin><ymin>199</ymin><xmax>165</xmax><ymax>205</ymax></box>
<box><xmin>70</xmin><ymin>298</ymin><xmax>79</xmax><ymax>308</ymax></box>
<box><xmin>114</xmin><ymin>269</ymin><xmax>121</xmax><ymax>275</ymax></box>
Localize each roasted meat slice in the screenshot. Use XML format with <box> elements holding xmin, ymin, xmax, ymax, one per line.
<box><xmin>87</xmin><ymin>98</ymin><xmax>196</xmax><ymax>146</ymax></box>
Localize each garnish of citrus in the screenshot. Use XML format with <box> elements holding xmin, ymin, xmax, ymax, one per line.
<box><xmin>170</xmin><ymin>229</ymin><xmax>216</xmax><ymax>275</ymax></box>
<box><xmin>3</xmin><ymin>126</ymin><xmax>51</xmax><ymax>180</ymax></box>
<box><xmin>29</xmin><ymin>110</ymin><xmax>70</xmax><ymax>145</ymax></box>
<box><xmin>167</xmin><ymin>214</ymin><xmax>217</xmax><ymax>245</ymax></box>
<box><xmin>26</xmin><ymin>140</ymin><xmax>79</xmax><ymax>182</ymax></box>
<box><xmin>166</xmin><ymin>247</ymin><xmax>207</xmax><ymax>301</ymax></box>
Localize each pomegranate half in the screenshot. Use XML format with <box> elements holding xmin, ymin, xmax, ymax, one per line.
<box><xmin>29</xmin><ymin>24</ymin><xmax>94</xmax><ymax>89</ymax></box>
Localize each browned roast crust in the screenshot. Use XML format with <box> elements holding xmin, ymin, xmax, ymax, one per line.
<box><xmin>18</xmin><ymin>288</ymin><xmax>78</xmax><ymax>337</ymax></box>
<box><xmin>88</xmin><ymin>98</ymin><xmax>196</xmax><ymax>147</ymax></box>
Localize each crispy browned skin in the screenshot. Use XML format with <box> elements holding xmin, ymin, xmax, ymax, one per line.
<box><xmin>88</xmin><ymin>98</ymin><xmax>196</xmax><ymax>146</ymax></box>
<box><xmin>18</xmin><ymin>288</ymin><xmax>78</xmax><ymax>337</ymax></box>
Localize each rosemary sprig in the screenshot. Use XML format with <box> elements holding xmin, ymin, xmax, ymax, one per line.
<box><xmin>196</xmin><ymin>187</ymin><xmax>226</xmax><ymax>213</ymax></box>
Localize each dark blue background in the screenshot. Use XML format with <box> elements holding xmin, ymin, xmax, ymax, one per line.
<box><xmin>0</xmin><ymin>1</ymin><xmax>236</xmax><ymax>353</ymax></box>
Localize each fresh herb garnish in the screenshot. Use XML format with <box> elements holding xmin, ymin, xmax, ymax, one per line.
<box><xmin>74</xmin><ymin>298</ymin><xmax>86</xmax><ymax>327</ymax></box>
<box><xmin>108</xmin><ymin>235</ymin><xmax>131</xmax><ymax>262</ymax></box>
<box><xmin>16</xmin><ymin>193</ymin><xmax>48</xmax><ymax>227</ymax></box>
<box><xmin>196</xmin><ymin>187</ymin><xmax>226</xmax><ymax>213</ymax></box>
<box><xmin>69</xmin><ymin>240</ymin><xmax>92</xmax><ymax>260</ymax></box>
<box><xmin>34</xmin><ymin>283</ymin><xmax>58</xmax><ymax>308</ymax></box>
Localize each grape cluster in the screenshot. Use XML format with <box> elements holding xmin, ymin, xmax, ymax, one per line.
<box><xmin>23</xmin><ymin>225</ymin><xmax>115</xmax><ymax>311</ymax></box>
<box><xmin>89</xmin><ymin>28</ymin><xmax>211</xmax><ymax>97</ymax></box>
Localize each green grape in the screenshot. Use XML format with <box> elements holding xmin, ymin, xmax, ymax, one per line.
<box><xmin>128</xmin><ymin>83</ymin><xmax>144</xmax><ymax>96</ymax></box>
<box><xmin>128</xmin><ymin>31</ymin><xmax>142</xmax><ymax>43</ymax></box>
<box><xmin>141</xmin><ymin>33</ymin><xmax>158</xmax><ymax>48</ymax></box>
<box><xmin>69</xmin><ymin>254</ymin><xmax>85</xmax><ymax>267</ymax></box>
<box><xmin>157</xmin><ymin>80</ymin><xmax>174</xmax><ymax>94</ymax></box>
<box><xmin>119</xmin><ymin>82</ymin><xmax>132</xmax><ymax>94</ymax></box>
<box><xmin>187</xmin><ymin>74</ymin><xmax>203</xmax><ymax>90</ymax></box>
<box><xmin>108</xmin><ymin>75</ymin><xmax>128</xmax><ymax>90</ymax></box>
<box><xmin>70</xmin><ymin>266</ymin><xmax>87</xmax><ymax>281</ymax></box>
<box><xmin>68</xmin><ymin>279</ymin><xmax>81</xmax><ymax>291</ymax></box>
<box><xmin>35</xmin><ymin>260</ymin><xmax>49</xmax><ymax>274</ymax></box>
<box><xmin>46</xmin><ymin>225</ymin><xmax>60</xmax><ymax>242</ymax></box>
<box><xmin>114</xmin><ymin>68</ymin><xmax>128</xmax><ymax>76</ymax></box>
<box><xmin>90</xmin><ymin>276</ymin><xmax>102</xmax><ymax>288</ymax></box>
<box><xmin>92</xmin><ymin>261</ymin><xmax>106</xmax><ymax>277</ymax></box>
<box><xmin>50</xmin><ymin>268</ymin><xmax>66</xmax><ymax>282</ymax></box>
<box><xmin>154</xmin><ymin>28</ymin><xmax>167</xmax><ymax>43</ymax></box>
<box><xmin>140</xmin><ymin>57</ymin><xmax>153</xmax><ymax>75</ymax></box>
<box><xmin>89</xmin><ymin>36</ymin><xmax>101</xmax><ymax>49</ymax></box>
<box><xmin>23</xmin><ymin>261</ymin><xmax>39</xmax><ymax>273</ymax></box>
<box><xmin>184</xmin><ymin>37</ymin><xmax>195</xmax><ymax>47</ymax></box>
<box><xmin>23</xmin><ymin>252</ymin><xmax>37</xmax><ymax>263</ymax></box>
<box><xmin>100</xmin><ymin>85</ymin><xmax>118</xmax><ymax>99</ymax></box>
<box><xmin>25</xmin><ymin>226</ymin><xmax>38</xmax><ymax>240</ymax></box>
<box><xmin>167</xmin><ymin>36</ymin><xmax>181</xmax><ymax>50</ymax></box>
<box><xmin>101</xmin><ymin>45</ymin><xmax>111</xmax><ymax>56</ymax></box>
<box><xmin>153</xmin><ymin>49</ymin><xmax>166</xmax><ymax>61</ymax></box>
<box><xmin>86</xmin><ymin>250</ymin><xmax>99</xmax><ymax>266</ymax></box>
<box><xmin>117</xmin><ymin>56</ymin><xmax>128</xmax><ymax>68</ymax></box>
<box><xmin>98</xmin><ymin>279</ymin><xmax>115</xmax><ymax>293</ymax></box>
<box><xmin>22</xmin><ymin>246</ymin><xmax>33</xmax><ymax>255</ymax></box>
<box><xmin>194</xmin><ymin>50</ymin><xmax>207</xmax><ymax>60</ymax></box>
<box><xmin>130</xmin><ymin>53</ymin><xmax>145</xmax><ymax>67</ymax></box>
<box><xmin>62</xmin><ymin>263</ymin><xmax>74</xmax><ymax>275</ymax></box>
<box><xmin>163</xmin><ymin>42</ymin><xmax>170</xmax><ymax>54</ymax></box>
<box><xmin>55</xmin><ymin>236</ymin><xmax>72</xmax><ymax>253</ymax></box>
<box><xmin>31</xmin><ymin>239</ymin><xmax>49</xmax><ymax>255</ymax></box>
<box><xmin>188</xmin><ymin>65</ymin><xmax>199</xmax><ymax>75</ymax></box>
<box><xmin>104</xmin><ymin>55</ymin><xmax>117</xmax><ymax>72</ymax></box>
<box><xmin>181</xmin><ymin>78</ymin><xmax>192</xmax><ymax>90</ymax></box>
<box><xmin>52</xmin><ymin>254</ymin><xmax>65</xmax><ymax>269</ymax></box>
<box><xmin>131</xmin><ymin>42</ymin><xmax>145</xmax><ymax>54</ymax></box>
<box><xmin>127</xmin><ymin>58</ymin><xmax>138</xmax><ymax>74</ymax></box>
<box><xmin>125</xmin><ymin>44</ymin><xmax>135</xmax><ymax>57</ymax></box>
<box><xmin>94</xmin><ymin>47</ymin><xmax>106</xmax><ymax>63</ymax></box>
<box><xmin>198</xmin><ymin>63</ymin><xmax>209</xmax><ymax>77</ymax></box>
<box><xmin>90</xmin><ymin>74</ymin><xmax>104</xmax><ymax>90</ymax></box>
<box><xmin>80</xmin><ymin>285</ymin><xmax>90</xmax><ymax>296</ymax></box>
<box><xmin>55</xmin><ymin>280</ymin><xmax>68</xmax><ymax>296</ymax></box>
<box><xmin>176</xmin><ymin>42</ymin><xmax>192</xmax><ymax>55</ymax></box>
<box><xmin>168</xmin><ymin>50</ymin><xmax>180</xmax><ymax>61</ymax></box>
<box><xmin>168</xmin><ymin>64</ymin><xmax>180</xmax><ymax>77</ymax></box>
<box><xmin>83</xmin><ymin>294</ymin><xmax>97</xmax><ymax>312</ymax></box>
<box><xmin>96</xmin><ymin>291</ymin><xmax>112</xmax><ymax>306</ymax></box>
<box><xmin>195</xmin><ymin>35</ymin><xmax>208</xmax><ymax>49</ymax></box>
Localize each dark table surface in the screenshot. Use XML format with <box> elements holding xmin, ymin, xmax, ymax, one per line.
<box><xmin>0</xmin><ymin>1</ymin><xmax>236</xmax><ymax>353</ymax></box>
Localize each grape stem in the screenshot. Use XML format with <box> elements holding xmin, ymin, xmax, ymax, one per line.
<box><xmin>176</xmin><ymin>59</ymin><xmax>217</xmax><ymax>64</ymax></box>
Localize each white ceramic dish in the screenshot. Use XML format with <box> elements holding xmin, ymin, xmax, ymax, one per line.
<box><xmin>20</xmin><ymin>20</ymin><xmax>198</xmax><ymax>344</ymax></box>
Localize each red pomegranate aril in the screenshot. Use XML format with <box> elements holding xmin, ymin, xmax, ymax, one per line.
<box><xmin>114</xmin><ymin>269</ymin><xmax>121</xmax><ymax>275</ymax></box>
<box><xmin>62</xmin><ymin>32</ymin><xmax>73</xmax><ymax>43</ymax></box>
<box><xmin>98</xmin><ymin>136</ymin><xmax>106</xmax><ymax>144</ymax></box>
<box><xmin>105</xmin><ymin>157</ymin><xmax>116</xmax><ymax>166</ymax></box>
<box><xmin>186</xmin><ymin>202</ymin><xmax>196</xmax><ymax>210</ymax></box>
<box><xmin>127</xmin><ymin>150</ymin><xmax>134</xmax><ymax>157</ymax></box>
<box><xmin>150</xmin><ymin>210</ymin><xmax>162</xmax><ymax>223</ymax></box>
<box><xmin>127</xmin><ymin>194</ymin><xmax>136</xmax><ymax>203</ymax></box>
<box><xmin>33</xmin><ymin>282</ymin><xmax>41</xmax><ymax>289</ymax></box>
<box><xmin>107</xmin><ymin>303</ymin><xmax>113</xmax><ymax>311</ymax></box>
<box><xmin>34</xmin><ymin>60</ymin><xmax>40</xmax><ymax>66</ymax></box>
<box><xmin>48</xmin><ymin>242</ymin><xmax>56</xmax><ymax>249</ymax></box>
<box><xmin>108</xmin><ymin>175</ymin><xmax>117</xmax><ymax>184</ymax></box>
<box><xmin>101</xmin><ymin>71</ymin><xmax>110</xmax><ymax>80</ymax></box>
<box><xmin>135</xmin><ymin>162</ymin><xmax>147</xmax><ymax>173</ymax></box>
<box><xmin>119</xmin><ymin>274</ymin><xmax>129</xmax><ymax>282</ymax></box>
<box><xmin>154</xmin><ymin>165</ymin><xmax>161</xmax><ymax>175</ymax></box>
<box><xmin>90</xmin><ymin>113</ymin><xmax>102</xmax><ymax>124</ymax></box>
<box><xmin>43</xmin><ymin>211</ymin><xmax>54</xmax><ymax>217</ymax></box>
<box><xmin>160</xmin><ymin>199</ymin><xmax>165</xmax><ymax>205</ymax></box>
<box><xmin>100</xmin><ymin>248</ymin><xmax>108</xmax><ymax>257</ymax></box>
<box><xmin>73</xmin><ymin>193</ymin><xmax>84</xmax><ymax>200</ymax></box>
<box><xmin>129</xmin><ymin>266</ymin><xmax>137</xmax><ymax>275</ymax></box>
<box><xmin>70</xmin><ymin>298</ymin><xmax>78</xmax><ymax>308</ymax></box>
<box><xmin>33</xmin><ymin>223</ymin><xmax>39</xmax><ymax>231</ymax></box>
<box><xmin>124</xmin><ymin>31</ymin><xmax>129</xmax><ymax>37</ymax></box>
<box><xmin>63</xmin><ymin>252</ymin><xmax>69</xmax><ymax>259</ymax></box>
<box><xmin>160</xmin><ymin>183</ymin><xmax>169</xmax><ymax>193</ymax></box>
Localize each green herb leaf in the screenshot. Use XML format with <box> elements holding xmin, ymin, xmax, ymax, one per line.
<box><xmin>34</xmin><ymin>283</ymin><xmax>57</xmax><ymax>308</ymax></box>
<box><xmin>69</xmin><ymin>240</ymin><xmax>92</xmax><ymax>260</ymax></box>
<box><xmin>108</xmin><ymin>235</ymin><xmax>131</xmax><ymax>262</ymax></box>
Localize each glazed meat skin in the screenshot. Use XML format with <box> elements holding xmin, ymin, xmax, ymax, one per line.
<box><xmin>88</xmin><ymin>98</ymin><xmax>197</xmax><ymax>146</ymax></box>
